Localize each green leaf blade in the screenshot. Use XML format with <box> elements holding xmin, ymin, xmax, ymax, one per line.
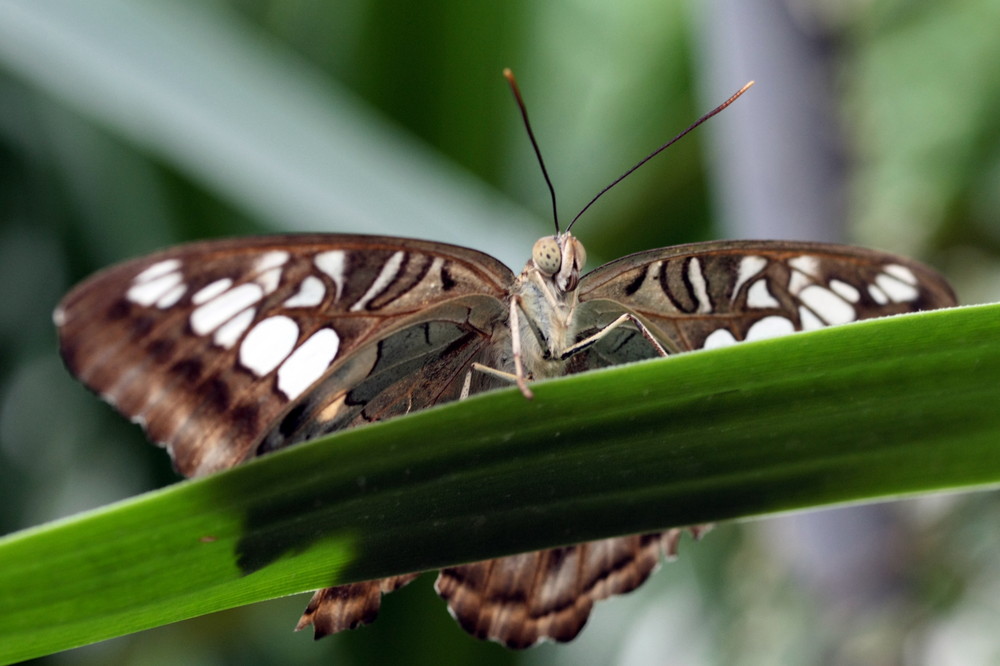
<box><xmin>1</xmin><ymin>304</ymin><xmax>998</xmax><ymax>663</ymax></box>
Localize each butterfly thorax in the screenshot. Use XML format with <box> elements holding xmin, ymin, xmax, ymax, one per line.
<box><xmin>512</xmin><ymin>233</ymin><xmax>587</xmax><ymax>380</ymax></box>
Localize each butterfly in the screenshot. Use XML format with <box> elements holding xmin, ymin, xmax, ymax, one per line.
<box><xmin>54</xmin><ymin>231</ymin><xmax>956</xmax><ymax>646</ymax></box>
<box><xmin>53</xmin><ymin>75</ymin><xmax>958</xmax><ymax>648</ymax></box>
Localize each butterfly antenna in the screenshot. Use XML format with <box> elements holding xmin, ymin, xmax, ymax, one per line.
<box><xmin>566</xmin><ymin>80</ymin><xmax>755</xmax><ymax>232</ymax></box>
<box><xmin>504</xmin><ymin>68</ymin><xmax>560</xmax><ymax>234</ymax></box>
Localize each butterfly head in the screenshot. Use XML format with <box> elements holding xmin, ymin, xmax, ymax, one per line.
<box><xmin>531</xmin><ymin>232</ymin><xmax>586</xmax><ymax>292</ymax></box>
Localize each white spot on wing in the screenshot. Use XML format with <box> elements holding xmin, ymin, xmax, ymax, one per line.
<box><xmin>284</xmin><ymin>275</ymin><xmax>325</xmax><ymax>307</ymax></box>
<box><xmin>277</xmin><ymin>328</ymin><xmax>341</xmax><ymax>399</ymax></box>
<box><xmin>687</xmin><ymin>257</ymin><xmax>711</xmax><ymax>314</ymax></box>
<box><xmin>868</xmin><ymin>284</ymin><xmax>889</xmax><ymax>305</ymax></box>
<box><xmin>190</xmin><ymin>283</ymin><xmax>263</xmax><ymax>335</ymax></box>
<box><xmin>351</xmin><ymin>251</ymin><xmax>405</xmax><ymax>312</ymax></box>
<box><xmin>240</xmin><ymin>315</ymin><xmax>299</xmax><ymax>376</ymax></box>
<box><xmin>745</xmin><ymin>316</ymin><xmax>795</xmax><ymax>342</ymax></box>
<box><xmin>100</xmin><ymin>390</ymin><xmax>119</xmax><ymax>408</ymax></box>
<box><xmin>798</xmin><ymin>306</ymin><xmax>826</xmax><ymax>331</ymax></box>
<box><xmin>787</xmin><ymin>255</ymin><xmax>820</xmax><ymax>296</ymax></box>
<box><xmin>703</xmin><ymin>328</ymin><xmax>739</xmax><ymax>349</ymax></box>
<box><xmin>788</xmin><ymin>255</ymin><xmax>819</xmax><ymax>275</ymax></box>
<box><xmin>829</xmin><ymin>279</ymin><xmax>860</xmax><ymax>303</ymax></box>
<box><xmin>315</xmin><ymin>250</ymin><xmax>347</xmax><ymax>302</ymax></box>
<box><xmin>134</xmin><ymin>259</ymin><xmax>181</xmax><ymax>283</ymax></box>
<box><xmin>799</xmin><ymin>285</ymin><xmax>857</xmax><ymax>325</ymax></box>
<box><xmin>155</xmin><ymin>283</ymin><xmax>187</xmax><ymax>309</ymax></box>
<box><xmin>256</xmin><ymin>250</ymin><xmax>290</xmax><ymax>273</ymax></box>
<box><xmin>876</xmin><ymin>272</ymin><xmax>919</xmax><ymax>302</ymax></box>
<box><xmin>883</xmin><ymin>263</ymin><xmax>917</xmax><ymax>285</ymax></box>
<box><xmin>127</xmin><ymin>271</ymin><xmax>183</xmax><ymax>306</ymax></box>
<box><xmin>429</xmin><ymin>256</ymin><xmax>445</xmax><ymax>287</ymax></box>
<box><xmin>747</xmin><ymin>279</ymin><xmax>780</xmax><ymax>308</ymax></box>
<box><xmin>256</xmin><ymin>267</ymin><xmax>282</xmax><ymax>294</ymax></box>
<box><xmin>788</xmin><ymin>271</ymin><xmax>811</xmax><ymax>296</ymax></box>
<box><xmin>732</xmin><ymin>255</ymin><xmax>767</xmax><ymax>301</ymax></box>
<box><xmin>192</xmin><ymin>278</ymin><xmax>233</xmax><ymax>305</ymax></box>
<box><xmin>213</xmin><ymin>307</ymin><xmax>255</xmax><ymax>348</ymax></box>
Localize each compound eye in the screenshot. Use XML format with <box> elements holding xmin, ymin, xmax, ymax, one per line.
<box><xmin>570</xmin><ymin>237</ymin><xmax>586</xmax><ymax>271</ymax></box>
<box><xmin>532</xmin><ymin>237</ymin><xmax>562</xmax><ymax>276</ymax></box>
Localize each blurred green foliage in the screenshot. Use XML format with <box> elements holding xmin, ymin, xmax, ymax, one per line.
<box><xmin>1</xmin><ymin>0</ymin><xmax>998</xmax><ymax>664</ymax></box>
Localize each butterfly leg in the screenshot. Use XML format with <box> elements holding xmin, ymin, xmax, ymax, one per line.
<box><xmin>508</xmin><ymin>297</ymin><xmax>535</xmax><ymax>399</ymax></box>
<box><xmin>461</xmin><ymin>370</ymin><xmax>473</xmax><ymax>400</ymax></box>
<box><xmin>560</xmin><ymin>312</ymin><xmax>668</xmax><ymax>361</ymax></box>
<box><xmin>466</xmin><ymin>361</ymin><xmax>535</xmax><ymax>399</ymax></box>
<box><xmin>462</xmin><ymin>298</ymin><xmax>534</xmax><ymax>399</ymax></box>
<box><xmin>469</xmin><ymin>363</ymin><xmax>520</xmax><ymax>384</ymax></box>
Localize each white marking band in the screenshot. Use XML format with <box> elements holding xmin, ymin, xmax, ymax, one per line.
<box><xmin>829</xmin><ymin>279</ymin><xmax>860</xmax><ymax>303</ymax></box>
<box><xmin>190</xmin><ymin>283</ymin><xmax>263</xmax><ymax>335</ymax></box>
<box><xmin>687</xmin><ymin>257</ymin><xmax>711</xmax><ymax>314</ymax></box>
<box><xmin>799</xmin><ymin>285</ymin><xmax>857</xmax><ymax>325</ymax></box>
<box><xmin>798</xmin><ymin>306</ymin><xmax>825</xmax><ymax>331</ymax></box>
<box><xmin>702</xmin><ymin>328</ymin><xmax>738</xmax><ymax>349</ymax></box>
<box><xmin>256</xmin><ymin>267</ymin><xmax>282</xmax><ymax>295</ymax></box>
<box><xmin>868</xmin><ymin>284</ymin><xmax>889</xmax><ymax>305</ymax></box>
<box><xmin>883</xmin><ymin>263</ymin><xmax>917</xmax><ymax>285</ymax></box>
<box><xmin>155</xmin><ymin>283</ymin><xmax>187</xmax><ymax>309</ymax></box>
<box><xmin>255</xmin><ymin>250</ymin><xmax>290</xmax><ymax>273</ymax></box>
<box><xmin>127</xmin><ymin>271</ymin><xmax>183</xmax><ymax>306</ymax></box>
<box><xmin>351</xmin><ymin>251</ymin><xmax>404</xmax><ymax>312</ymax></box>
<box><xmin>134</xmin><ymin>259</ymin><xmax>181</xmax><ymax>283</ymax></box>
<box><xmin>192</xmin><ymin>278</ymin><xmax>233</xmax><ymax>305</ymax></box>
<box><xmin>732</xmin><ymin>255</ymin><xmax>767</xmax><ymax>301</ymax></box>
<box><xmin>284</xmin><ymin>275</ymin><xmax>326</xmax><ymax>307</ymax></box>
<box><xmin>277</xmin><ymin>328</ymin><xmax>341</xmax><ymax>400</ymax></box>
<box><xmin>213</xmin><ymin>308</ymin><xmax>255</xmax><ymax>348</ymax></box>
<box><xmin>239</xmin><ymin>315</ymin><xmax>299</xmax><ymax>376</ymax></box>
<box><xmin>314</xmin><ymin>251</ymin><xmax>347</xmax><ymax>302</ymax></box>
<box><xmin>876</xmin><ymin>272</ymin><xmax>919</xmax><ymax>302</ymax></box>
<box><xmin>745</xmin><ymin>316</ymin><xmax>795</xmax><ymax>341</ymax></box>
<box><xmin>747</xmin><ymin>279</ymin><xmax>780</xmax><ymax>308</ymax></box>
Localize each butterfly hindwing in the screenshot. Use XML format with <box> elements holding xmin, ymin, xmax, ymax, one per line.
<box><xmin>435</xmin><ymin>532</ymin><xmax>677</xmax><ymax>648</ymax></box>
<box><xmin>256</xmin><ymin>318</ymin><xmax>507</xmax><ymax>456</ymax></box>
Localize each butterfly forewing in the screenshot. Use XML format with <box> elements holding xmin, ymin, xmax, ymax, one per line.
<box><xmin>576</xmin><ymin>240</ymin><xmax>957</xmax><ymax>359</ymax></box>
<box><xmin>55</xmin><ymin>234</ymin><xmax>514</xmax><ymax>477</ymax></box>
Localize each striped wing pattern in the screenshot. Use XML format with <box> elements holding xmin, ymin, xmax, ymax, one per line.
<box><xmin>55</xmin><ymin>235</ymin><xmax>513</xmax><ymax>476</ymax></box>
<box><xmin>434</xmin><ymin>530</ymin><xmax>707</xmax><ymax>648</ymax></box>
<box><xmin>55</xmin><ymin>234</ymin><xmax>956</xmax><ymax>648</ymax></box>
<box><xmin>576</xmin><ymin>240</ymin><xmax>956</xmax><ymax>362</ymax></box>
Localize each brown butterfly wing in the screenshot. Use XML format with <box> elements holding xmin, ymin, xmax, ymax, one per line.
<box><xmin>56</xmin><ymin>234</ymin><xmax>514</xmax><ymax>477</ymax></box>
<box><xmin>576</xmin><ymin>240</ymin><xmax>957</xmax><ymax>359</ymax></box>
<box><xmin>295</xmin><ymin>574</ymin><xmax>422</xmax><ymax>637</ymax></box>
<box><xmin>434</xmin><ymin>533</ymin><xmax>689</xmax><ymax>648</ymax></box>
